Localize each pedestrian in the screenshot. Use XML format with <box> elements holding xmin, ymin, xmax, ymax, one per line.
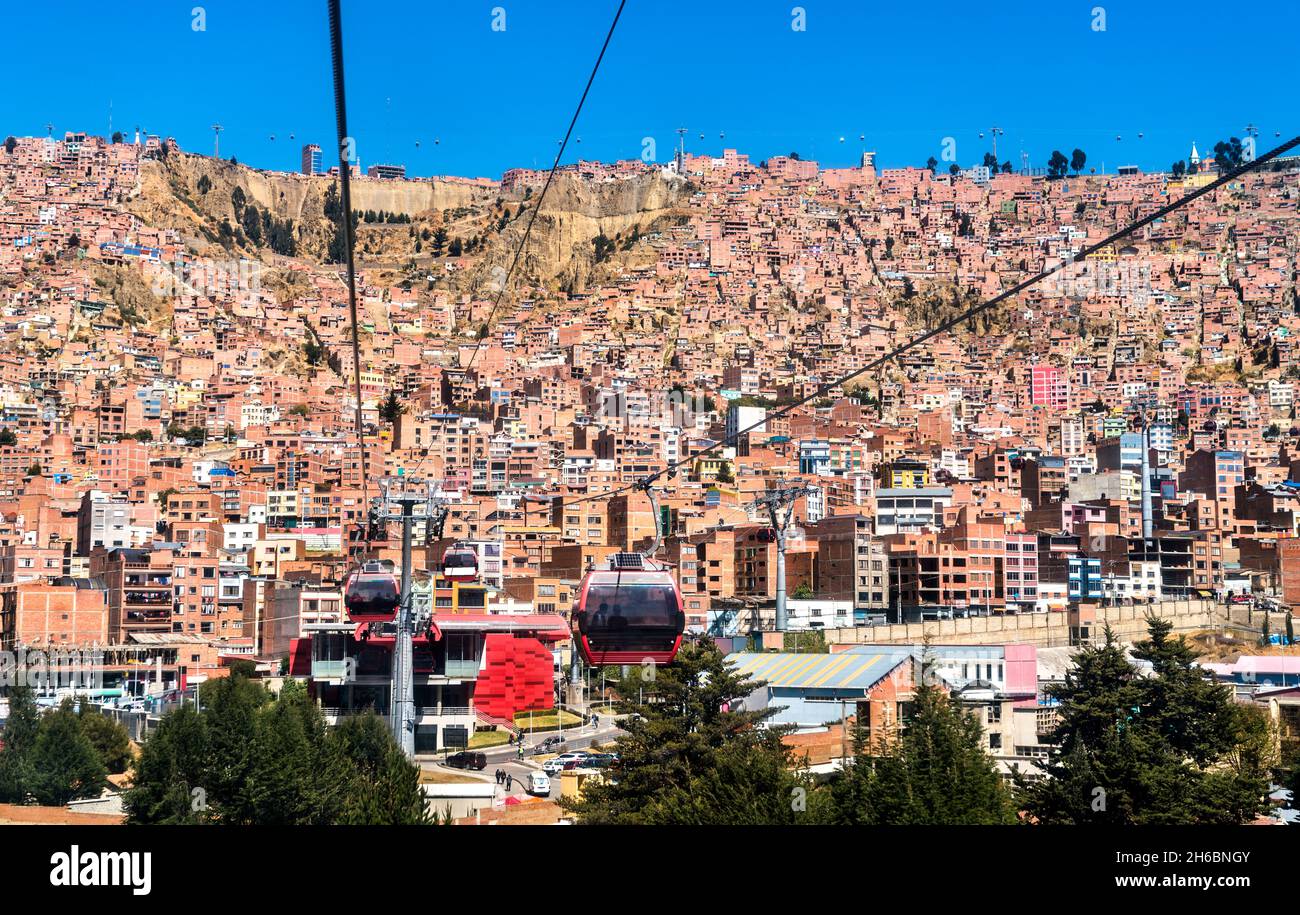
<box><xmin>495</xmin><ymin>768</ymin><xmax>502</xmax><ymax>785</ymax></box>
<box><xmin>506</xmin><ymin>774</ymin><xmax>513</xmax><ymax>791</ymax></box>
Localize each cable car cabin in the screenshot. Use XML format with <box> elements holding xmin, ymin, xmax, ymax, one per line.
<box><xmin>573</xmin><ymin>554</ymin><xmax>685</xmax><ymax>666</ymax></box>
<box><xmin>441</xmin><ymin>546</ymin><xmax>479</xmax><ymax>584</ymax></box>
<box><xmin>344</xmin><ymin>563</ymin><xmax>400</xmax><ymax>623</ymax></box>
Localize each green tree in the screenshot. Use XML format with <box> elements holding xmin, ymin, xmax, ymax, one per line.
<box><xmin>124</xmin><ymin>705</ymin><xmax>213</xmax><ymax>824</ymax></box>
<box><xmin>196</xmin><ymin>673</ymin><xmax>271</xmax><ymax>821</ymax></box>
<box><xmin>303</xmin><ymin>337</ymin><xmax>325</xmax><ymax>365</ymax></box>
<box><xmin>239</xmin><ymin>685</ymin><xmax>351</xmax><ymax>825</ymax></box>
<box><xmin>1213</xmin><ymin>137</ymin><xmax>1245</xmax><ymax>171</ymax></box>
<box><xmin>1070</xmin><ymin>148</ymin><xmax>1087</xmax><ymax>174</ymax></box>
<box><xmin>77</xmin><ymin>703</ymin><xmax>133</xmax><ymax>775</ymax></box>
<box><xmin>1047</xmin><ymin>150</ymin><xmax>1070</xmax><ymax>179</ymax></box>
<box><xmin>333</xmin><ymin>714</ymin><xmax>430</xmax><ymax>825</ymax></box>
<box><xmin>1020</xmin><ymin>621</ymin><xmax>1270</xmax><ymax>824</ymax></box>
<box><xmin>562</xmin><ymin>641</ymin><xmax>826</xmax><ymax>824</ymax></box>
<box><xmin>379</xmin><ymin>390</ymin><xmax>406</xmax><ymax>424</ymax></box>
<box><xmin>831</xmin><ymin>673</ymin><xmax>1016</xmax><ymax>824</ymax></box>
<box><xmin>27</xmin><ymin>700</ymin><xmax>107</xmax><ymax>806</ymax></box>
<box><xmin>0</xmin><ymin>428</ymin><xmax>16</xmax><ymax>446</ymax></box>
<box><xmin>0</xmin><ymin>686</ymin><xmax>40</xmax><ymax>802</ymax></box>
<box><xmin>197</xmin><ymin>173</ymin><xmax>212</xmax><ymax>195</ymax></box>
<box><xmin>3</xmin><ymin>136</ymin><xmax>16</xmax><ymax>155</ymax></box>
<box><xmin>240</xmin><ymin>204</ymin><xmax>263</xmax><ymax>245</ymax></box>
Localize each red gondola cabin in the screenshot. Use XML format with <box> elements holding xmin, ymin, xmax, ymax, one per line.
<box><xmin>441</xmin><ymin>545</ymin><xmax>479</xmax><ymax>583</ymax></box>
<box><xmin>344</xmin><ymin>561</ymin><xmax>400</xmax><ymax>623</ymax></box>
<box><xmin>572</xmin><ymin>553</ymin><xmax>685</xmax><ymax>666</ymax></box>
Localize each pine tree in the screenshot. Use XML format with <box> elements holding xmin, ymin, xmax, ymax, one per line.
<box><xmin>199</xmin><ymin>673</ymin><xmax>271</xmax><ymax>822</ymax></box>
<box><xmin>379</xmin><ymin>390</ymin><xmax>406</xmax><ymax>424</ymax></box>
<box><xmin>1021</xmin><ymin>621</ymin><xmax>1271</xmax><ymax>824</ymax></box>
<box><xmin>239</xmin><ymin>681</ymin><xmax>352</xmax><ymax>825</ymax></box>
<box><xmin>124</xmin><ymin>705</ymin><xmax>213</xmax><ymax>824</ymax></box>
<box><xmin>831</xmin><ymin>676</ymin><xmax>1016</xmax><ymax>825</ymax></box>
<box><xmin>562</xmin><ymin>640</ymin><xmax>825</xmax><ymax>824</ymax></box>
<box><xmin>0</xmin><ymin>686</ymin><xmax>40</xmax><ymax>802</ymax></box>
<box><xmin>27</xmin><ymin>700</ymin><xmax>107</xmax><ymax>807</ymax></box>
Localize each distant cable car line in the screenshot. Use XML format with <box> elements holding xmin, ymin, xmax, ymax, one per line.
<box><xmin>400</xmin><ymin>0</ymin><xmax>626</xmax><ymax>485</ymax></box>
<box><xmin>459</xmin><ymin>0</ymin><xmax>627</xmax><ymax>377</ymax></box>
<box><xmin>553</xmin><ymin>132</ymin><xmax>1300</xmax><ymax>516</ymax></box>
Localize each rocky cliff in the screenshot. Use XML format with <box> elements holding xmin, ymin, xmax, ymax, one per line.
<box><xmin>127</xmin><ymin>153</ymin><xmax>688</xmax><ymax>290</ymax></box>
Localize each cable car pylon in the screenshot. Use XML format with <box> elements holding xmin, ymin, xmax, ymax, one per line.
<box><xmin>363</xmin><ymin>477</ymin><xmax>454</xmax><ymax>758</ymax></box>
<box><xmin>749</xmin><ymin>483</ymin><xmax>815</xmax><ymax>633</ymax></box>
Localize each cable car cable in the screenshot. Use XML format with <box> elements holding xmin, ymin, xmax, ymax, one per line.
<box><xmin>550</xmin><ymin>133</ymin><xmax>1300</xmax><ymax>517</ymax></box>
<box><xmin>460</xmin><ymin>0</ymin><xmax>628</xmax><ymax>378</ymax></box>
<box><xmin>328</xmin><ymin>0</ymin><xmax>372</xmax><ymax>536</ymax></box>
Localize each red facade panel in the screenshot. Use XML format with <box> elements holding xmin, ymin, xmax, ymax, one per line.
<box><xmin>475</xmin><ymin>634</ymin><xmax>553</xmax><ymax>720</ymax></box>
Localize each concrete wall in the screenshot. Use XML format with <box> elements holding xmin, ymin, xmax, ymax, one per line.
<box><xmin>818</xmin><ymin>599</ymin><xmax>1221</xmax><ymax>648</ymax></box>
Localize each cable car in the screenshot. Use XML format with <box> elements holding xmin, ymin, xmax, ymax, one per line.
<box><xmin>442</xmin><ymin>545</ymin><xmax>479</xmax><ymax>583</ymax></box>
<box><xmin>344</xmin><ymin>561</ymin><xmax>400</xmax><ymax>623</ymax></box>
<box><xmin>572</xmin><ymin>553</ymin><xmax>685</xmax><ymax>666</ymax></box>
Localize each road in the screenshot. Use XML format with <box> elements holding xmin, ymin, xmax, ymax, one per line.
<box><xmin>475</xmin><ymin>721</ymin><xmax>624</xmax><ymax>803</ymax></box>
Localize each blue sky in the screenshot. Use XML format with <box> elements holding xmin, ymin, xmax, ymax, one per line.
<box><xmin>3</xmin><ymin>0</ymin><xmax>1296</xmax><ymax>178</ymax></box>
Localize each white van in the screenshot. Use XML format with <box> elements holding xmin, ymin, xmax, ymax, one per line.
<box><xmin>526</xmin><ymin>771</ymin><xmax>551</xmax><ymax>796</ymax></box>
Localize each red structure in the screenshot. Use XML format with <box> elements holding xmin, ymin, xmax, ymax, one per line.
<box><xmin>474</xmin><ymin>633</ymin><xmax>554</xmax><ymax>719</ymax></box>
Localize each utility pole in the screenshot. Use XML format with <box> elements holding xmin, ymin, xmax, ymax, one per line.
<box><xmin>211</xmin><ymin>123</ymin><xmax>223</xmax><ymax>160</ymax></box>
<box><xmin>752</xmin><ymin>484</ymin><xmax>813</xmax><ymax>633</ymax></box>
<box><xmin>990</xmin><ymin>126</ymin><xmax>1004</xmax><ymax>161</ymax></box>
<box><xmin>675</xmin><ymin>127</ymin><xmax>687</xmax><ymax>174</ymax></box>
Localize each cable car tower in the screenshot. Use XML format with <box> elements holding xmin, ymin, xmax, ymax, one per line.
<box><xmin>748</xmin><ymin>483</ymin><xmax>815</xmax><ymax>632</ymax></box>
<box><xmin>364</xmin><ymin>477</ymin><xmax>454</xmax><ymax>757</ymax></box>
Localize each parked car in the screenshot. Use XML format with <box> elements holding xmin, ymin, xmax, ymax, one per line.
<box><xmin>582</xmin><ymin>753</ymin><xmax>618</xmax><ymax>769</ymax></box>
<box><xmin>444</xmin><ymin>751</ymin><xmax>487</xmax><ymax>771</ymax></box>
<box><xmin>534</xmin><ymin>735</ymin><xmax>565</xmax><ymax>754</ymax></box>
<box><xmin>526</xmin><ymin>771</ymin><xmax>551</xmax><ymax>796</ymax></box>
<box><xmin>543</xmin><ymin>752</ymin><xmax>587</xmax><ymax>775</ymax></box>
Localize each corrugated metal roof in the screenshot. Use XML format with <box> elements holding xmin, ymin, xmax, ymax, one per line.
<box><xmin>727</xmin><ymin>649</ymin><xmax>911</xmax><ymax>690</ymax></box>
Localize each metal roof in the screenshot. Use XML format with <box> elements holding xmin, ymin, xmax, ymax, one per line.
<box><xmin>727</xmin><ymin>649</ymin><xmax>911</xmax><ymax>691</ymax></box>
